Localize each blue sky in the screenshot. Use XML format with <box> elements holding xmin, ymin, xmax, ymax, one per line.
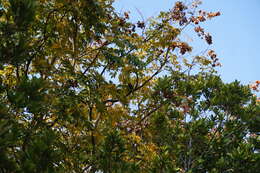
<box><xmin>113</xmin><ymin>0</ymin><xmax>260</xmax><ymax>84</ymax></box>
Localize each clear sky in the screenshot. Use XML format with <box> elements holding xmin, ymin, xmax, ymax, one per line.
<box><xmin>113</xmin><ymin>0</ymin><xmax>260</xmax><ymax>84</ymax></box>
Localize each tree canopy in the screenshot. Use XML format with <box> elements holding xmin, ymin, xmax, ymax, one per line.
<box><xmin>0</xmin><ymin>0</ymin><xmax>259</xmax><ymax>172</ymax></box>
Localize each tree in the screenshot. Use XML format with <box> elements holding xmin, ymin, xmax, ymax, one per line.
<box><xmin>0</xmin><ymin>0</ymin><xmax>259</xmax><ymax>172</ymax></box>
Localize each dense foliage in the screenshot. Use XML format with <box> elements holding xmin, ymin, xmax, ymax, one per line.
<box><xmin>0</xmin><ymin>0</ymin><xmax>259</xmax><ymax>172</ymax></box>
